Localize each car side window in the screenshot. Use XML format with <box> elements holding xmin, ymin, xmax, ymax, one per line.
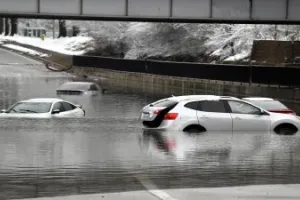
<box><xmin>227</xmin><ymin>100</ymin><xmax>260</xmax><ymax>115</ymax></box>
<box><xmin>199</xmin><ymin>100</ymin><xmax>227</xmax><ymax>113</ymax></box>
<box><xmin>52</xmin><ymin>102</ymin><xmax>65</xmax><ymax>112</ymax></box>
<box><xmin>62</xmin><ymin>102</ymin><xmax>75</xmax><ymax>111</ymax></box>
<box><xmin>90</xmin><ymin>84</ymin><xmax>98</xmax><ymax>91</ymax></box>
<box><xmin>184</xmin><ymin>101</ymin><xmax>200</xmax><ymax>110</ymax></box>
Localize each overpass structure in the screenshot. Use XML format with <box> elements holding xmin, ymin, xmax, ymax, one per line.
<box><xmin>1</xmin><ymin>0</ymin><xmax>300</xmax><ymax>24</ymax></box>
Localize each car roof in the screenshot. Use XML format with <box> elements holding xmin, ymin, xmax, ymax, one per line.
<box><xmin>167</xmin><ymin>95</ymin><xmax>238</xmax><ymax>102</ymax></box>
<box><xmin>61</xmin><ymin>82</ymin><xmax>95</xmax><ymax>86</ymax></box>
<box><xmin>242</xmin><ymin>97</ymin><xmax>274</xmax><ymax>101</ymax></box>
<box><xmin>20</xmin><ymin>98</ymin><xmax>64</xmax><ymax>103</ymax></box>
<box><xmin>58</xmin><ymin>81</ymin><xmax>98</xmax><ymax>91</ymax></box>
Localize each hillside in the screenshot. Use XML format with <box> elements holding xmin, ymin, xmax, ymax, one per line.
<box><xmin>16</xmin><ymin>19</ymin><xmax>300</xmax><ymax>63</ymax></box>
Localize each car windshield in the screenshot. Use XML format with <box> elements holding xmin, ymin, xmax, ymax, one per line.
<box><xmin>248</xmin><ymin>100</ymin><xmax>288</xmax><ymax>110</ymax></box>
<box><xmin>7</xmin><ymin>102</ymin><xmax>52</xmax><ymax>114</ymax></box>
<box><xmin>58</xmin><ymin>83</ymin><xmax>92</xmax><ymax>91</ymax></box>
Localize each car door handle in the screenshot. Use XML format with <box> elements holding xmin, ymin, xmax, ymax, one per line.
<box><xmin>200</xmin><ymin>116</ymin><xmax>209</xmax><ymax>119</ymax></box>
<box><xmin>234</xmin><ymin>117</ymin><xmax>242</xmax><ymax>120</ymax></box>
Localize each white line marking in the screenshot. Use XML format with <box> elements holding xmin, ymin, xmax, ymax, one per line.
<box><xmin>136</xmin><ymin>175</ymin><xmax>178</xmax><ymax>200</ymax></box>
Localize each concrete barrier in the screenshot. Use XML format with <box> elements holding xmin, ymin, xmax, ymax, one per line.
<box><xmin>72</xmin><ymin>66</ymin><xmax>300</xmax><ymax>104</ymax></box>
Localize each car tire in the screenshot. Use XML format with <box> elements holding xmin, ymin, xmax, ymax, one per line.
<box><xmin>275</xmin><ymin>124</ymin><xmax>298</xmax><ymax>135</ymax></box>
<box><xmin>188</xmin><ymin>128</ymin><xmax>202</xmax><ymax>133</ymax></box>
<box><xmin>184</xmin><ymin>127</ymin><xmax>206</xmax><ymax>135</ymax></box>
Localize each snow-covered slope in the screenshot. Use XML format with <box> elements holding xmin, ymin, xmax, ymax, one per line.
<box><xmin>0</xmin><ymin>35</ymin><xmax>94</xmax><ymax>55</ymax></box>
<box><xmin>124</xmin><ymin>23</ymin><xmax>206</xmax><ymax>61</ymax></box>
<box><xmin>13</xmin><ymin>20</ymin><xmax>300</xmax><ymax>62</ymax></box>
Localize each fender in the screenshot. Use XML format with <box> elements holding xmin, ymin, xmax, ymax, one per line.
<box><xmin>271</xmin><ymin>119</ymin><xmax>300</xmax><ymax>131</ymax></box>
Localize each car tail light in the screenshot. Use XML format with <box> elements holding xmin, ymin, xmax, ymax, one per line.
<box><xmin>164</xmin><ymin>139</ymin><xmax>176</xmax><ymax>149</ymax></box>
<box><xmin>153</xmin><ymin>109</ymin><xmax>162</xmax><ymax>114</ymax></box>
<box><xmin>163</xmin><ymin>113</ymin><xmax>178</xmax><ymax>120</ymax></box>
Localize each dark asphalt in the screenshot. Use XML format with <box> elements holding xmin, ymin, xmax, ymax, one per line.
<box><xmin>1</xmin><ymin>48</ymin><xmax>300</xmax><ymax>199</ymax></box>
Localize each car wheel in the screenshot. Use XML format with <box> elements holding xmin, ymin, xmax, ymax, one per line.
<box><xmin>275</xmin><ymin>124</ymin><xmax>298</xmax><ymax>135</ymax></box>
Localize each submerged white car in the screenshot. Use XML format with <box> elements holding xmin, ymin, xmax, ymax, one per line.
<box><xmin>0</xmin><ymin>98</ymin><xmax>85</xmax><ymax>118</ymax></box>
<box><xmin>56</xmin><ymin>82</ymin><xmax>102</xmax><ymax>96</ymax></box>
<box><xmin>140</xmin><ymin>95</ymin><xmax>300</xmax><ymax>135</ymax></box>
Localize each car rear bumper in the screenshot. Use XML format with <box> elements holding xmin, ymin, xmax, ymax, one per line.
<box><xmin>142</xmin><ymin>120</ymin><xmax>179</xmax><ymax>131</ymax></box>
<box><xmin>142</xmin><ymin>127</ymin><xmax>169</xmax><ymax>132</ymax></box>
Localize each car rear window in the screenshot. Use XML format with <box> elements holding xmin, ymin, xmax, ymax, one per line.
<box><xmin>248</xmin><ymin>100</ymin><xmax>287</xmax><ymax>110</ymax></box>
<box><xmin>184</xmin><ymin>101</ymin><xmax>199</xmax><ymax>110</ymax></box>
<box><xmin>199</xmin><ymin>100</ymin><xmax>227</xmax><ymax>113</ymax></box>
<box><xmin>152</xmin><ymin>99</ymin><xmax>178</xmax><ymax>108</ymax></box>
<box><xmin>62</xmin><ymin>102</ymin><xmax>76</xmax><ymax>111</ymax></box>
<box><xmin>90</xmin><ymin>84</ymin><xmax>99</xmax><ymax>91</ymax></box>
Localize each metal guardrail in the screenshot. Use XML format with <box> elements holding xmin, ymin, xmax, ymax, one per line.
<box><xmin>73</xmin><ymin>55</ymin><xmax>300</xmax><ymax>88</ymax></box>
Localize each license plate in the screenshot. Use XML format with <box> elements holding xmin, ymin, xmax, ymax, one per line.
<box><xmin>141</xmin><ymin>113</ymin><xmax>150</xmax><ymax>120</ymax></box>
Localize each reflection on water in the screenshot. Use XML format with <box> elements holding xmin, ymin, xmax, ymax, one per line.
<box><xmin>138</xmin><ymin>130</ymin><xmax>300</xmax><ymax>189</ymax></box>
<box><xmin>2</xmin><ymin>121</ymin><xmax>300</xmax><ymax>199</ymax></box>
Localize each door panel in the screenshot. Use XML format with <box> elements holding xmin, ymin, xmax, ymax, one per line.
<box><xmin>196</xmin><ymin>100</ymin><xmax>233</xmax><ymax>131</ymax></box>
<box><xmin>231</xmin><ymin>113</ymin><xmax>270</xmax><ymax>132</ymax></box>
<box><xmin>69</xmin><ymin>108</ymin><xmax>83</xmax><ymax>117</ymax></box>
<box><xmin>197</xmin><ymin>112</ymin><xmax>233</xmax><ymax>131</ymax></box>
<box><xmin>227</xmin><ymin>100</ymin><xmax>271</xmax><ymax>132</ymax></box>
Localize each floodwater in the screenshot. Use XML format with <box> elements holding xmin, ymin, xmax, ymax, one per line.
<box><xmin>1</xmin><ymin>49</ymin><xmax>300</xmax><ymax>199</ymax></box>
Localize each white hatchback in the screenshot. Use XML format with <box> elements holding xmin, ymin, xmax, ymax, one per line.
<box><xmin>0</xmin><ymin>98</ymin><xmax>85</xmax><ymax>118</ymax></box>
<box><xmin>140</xmin><ymin>95</ymin><xmax>300</xmax><ymax>135</ymax></box>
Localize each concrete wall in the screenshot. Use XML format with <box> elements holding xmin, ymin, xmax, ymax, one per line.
<box><xmin>72</xmin><ymin>66</ymin><xmax>300</xmax><ymax>104</ymax></box>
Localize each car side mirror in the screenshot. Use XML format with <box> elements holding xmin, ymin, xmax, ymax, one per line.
<box><xmin>76</xmin><ymin>104</ymin><xmax>82</xmax><ymax>108</ymax></box>
<box><xmin>260</xmin><ymin>109</ymin><xmax>269</xmax><ymax>115</ymax></box>
<box><xmin>1</xmin><ymin>109</ymin><xmax>6</xmax><ymax>113</ymax></box>
<box><xmin>52</xmin><ymin>109</ymin><xmax>60</xmax><ymax>114</ymax></box>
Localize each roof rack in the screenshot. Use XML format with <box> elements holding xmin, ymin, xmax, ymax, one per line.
<box><xmin>220</xmin><ymin>96</ymin><xmax>239</xmax><ymax>100</ymax></box>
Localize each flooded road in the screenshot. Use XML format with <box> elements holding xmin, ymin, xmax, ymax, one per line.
<box><xmin>1</xmin><ymin>48</ymin><xmax>300</xmax><ymax>199</ymax></box>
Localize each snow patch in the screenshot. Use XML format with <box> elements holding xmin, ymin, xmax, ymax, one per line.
<box><xmin>3</xmin><ymin>44</ymin><xmax>48</xmax><ymax>57</ymax></box>
<box><xmin>224</xmin><ymin>51</ymin><xmax>249</xmax><ymax>62</ymax></box>
<box><xmin>0</xmin><ymin>35</ymin><xmax>94</xmax><ymax>55</ymax></box>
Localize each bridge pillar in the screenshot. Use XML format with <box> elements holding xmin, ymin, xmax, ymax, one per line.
<box><xmin>10</xmin><ymin>18</ymin><xmax>17</xmax><ymax>36</ymax></box>
<box><xmin>0</xmin><ymin>18</ymin><xmax>3</xmax><ymax>34</ymax></box>
<box><xmin>58</xmin><ymin>20</ymin><xmax>67</xmax><ymax>38</ymax></box>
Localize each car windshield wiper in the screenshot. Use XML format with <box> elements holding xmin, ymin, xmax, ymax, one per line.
<box><xmin>19</xmin><ymin>109</ymin><xmax>38</xmax><ymax>113</ymax></box>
